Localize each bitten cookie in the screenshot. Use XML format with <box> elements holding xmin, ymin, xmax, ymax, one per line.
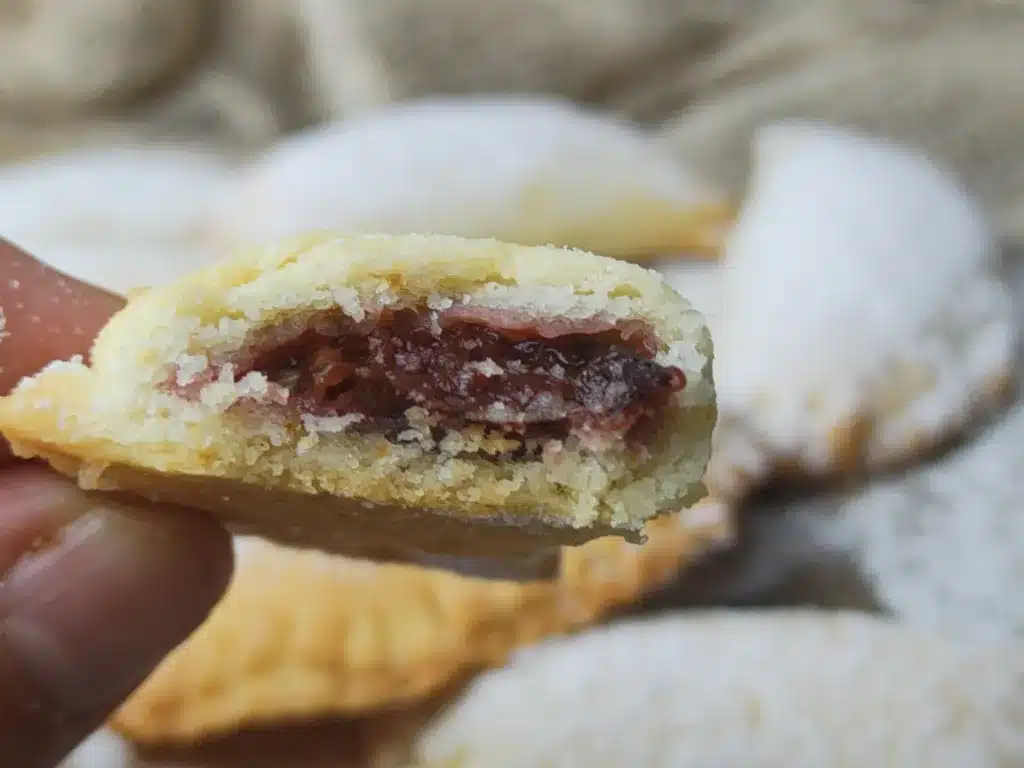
<box><xmin>0</xmin><ymin>233</ymin><xmax>716</xmax><ymax>576</ymax></box>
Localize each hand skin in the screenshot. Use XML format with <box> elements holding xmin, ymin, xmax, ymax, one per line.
<box><xmin>0</xmin><ymin>240</ymin><xmax>235</xmax><ymax>768</ymax></box>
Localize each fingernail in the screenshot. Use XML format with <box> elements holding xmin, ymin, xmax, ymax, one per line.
<box><xmin>0</xmin><ymin>480</ymin><xmax>232</xmax><ymax>717</ymax></box>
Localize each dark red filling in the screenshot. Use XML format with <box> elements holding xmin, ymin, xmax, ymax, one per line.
<box><xmin>179</xmin><ymin>306</ymin><xmax>686</xmax><ymax>445</ymax></box>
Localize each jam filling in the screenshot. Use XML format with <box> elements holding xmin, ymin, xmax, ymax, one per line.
<box><xmin>186</xmin><ymin>306</ymin><xmax>687</xmax><ymax>444</ymax></box>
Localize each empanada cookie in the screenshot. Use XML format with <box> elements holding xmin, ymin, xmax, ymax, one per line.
<box><xmin>413</xmin><ymin>610</ymin><xmax>1024</xmax><ymax>767</ymax></box>
<box><xmin>0</xmin><ymin>233</ymin><xmax>716</xmax><ymax>575</ymax></box>
<box><xmin>111</xmin><ymin>499</ymin><xmax>732</xmax><ymax>744</ymax></box>
<box><xmin>209</xmin><ymin>97</ymin><xmax>735</xmax><ymax>261</ymax></box>
<box><xmin>707</xmin><ymin>121</ymin><xmax>1016</xmax><ymax>499</ymax></box>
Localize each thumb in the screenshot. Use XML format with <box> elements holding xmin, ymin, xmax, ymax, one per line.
<box><xmin>0</xmin><ymin>466</ymin><xmax>232</xmax><ymax>768</ymax></box>
<box><xmin>0</xmin><ymin>239</ymin><xmax>232</xmax><ymax>767</ymax></box>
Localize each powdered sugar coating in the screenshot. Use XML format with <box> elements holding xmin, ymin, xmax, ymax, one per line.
<box><xmin>57</xmin><ymin>728</ymin><xmax>136</xmax><ymax>768</ymax></box>
<box><xmin>843</xmin><ymin>400</ymin><xmax>1024</xmax><ymax>646</ymax></box>
<box><xmin>414</xmin><ymin>611</ymin><xmax>1024</xmax><ymax>767</ymax></box>
<box><xmin>709</xmin><ymin>121</ymin><xmax>1014</xmax><ymax>497</ymax></box>
<box><xmin>209</xmin><ymin>96</ymin><xmax>729</xmax><ymax>258</ymax></box>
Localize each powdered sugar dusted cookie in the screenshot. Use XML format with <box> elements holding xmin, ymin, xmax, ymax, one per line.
<box><xmin>0</xmin><ymin>144</ymin><xmax>232</xmax><ymax>293</ymax></box>
<box><xmin>413</xmin><ymin>610</ymin><xmax>1024</xmax><ymax>767</ymax></box>
<box><xmin>709</xmin><ymin>121</ymin><xmax>1016</xmax><ymax>499</ymax></box>
<box><xmin>209</xmin><ymin>97</ymin><xmax>733</xmax><ymax>260</ymax></box>
<box><xmin>0</xmin><ymin>233</ymin><xmax>716</xmax><ymax>575</ymax></box>
<box><xmin>111</xmin><ymin>501</ymin><xmax>732</xmax><ymax>744</ymax></box>
<box><xmin>843</xmin><ymin>400</ymin><xmax>1024</xmax><ymax>646</ymax></box>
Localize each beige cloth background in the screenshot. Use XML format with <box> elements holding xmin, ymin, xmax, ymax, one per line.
<box><xmin>1</xmin><ymin>0</ymin><xmax>1021</xmax><ymax>240</ymax></box>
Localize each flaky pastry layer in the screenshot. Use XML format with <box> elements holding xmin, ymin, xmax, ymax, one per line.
<box><xmin>0</xmin><ymin>234</ymin><xmax>715</xmax><ymax>558</ymax></box>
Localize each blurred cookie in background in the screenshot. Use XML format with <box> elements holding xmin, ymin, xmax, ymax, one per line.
<box><xmin>59</xmin><ymin>729</ymin><xmax>138</xmax><ymax>768</ymax></box>
<box><xmin>704</xmin><ymin>121</ymin><xmax>1016</xmax><ymax>500</ymax></box>
<box><xmin>0</xmin><ymin>143</ymin><xmax>234</xmax><ymax>294</ymax></box>
<box><xmin>411</xmin><ymin>610</ymin><xmax>1024</xmax><ymax>767</ymax></box>
<box><xmin>206</xmin><ymin>97</ymin><xmax>734</xmax><ymax>261</ymax></box>
<box><xmin>843</xmin><ymin>398</ymin><xmax>1024</xmax><ymax>647</ymax></box>
<box><xmin>112</xmin><ymin>502</ymin><xmax>732</xmax><ymax>746</ymax></box>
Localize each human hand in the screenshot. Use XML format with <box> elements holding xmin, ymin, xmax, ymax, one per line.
<box><xmin>0</xmin><ymin>240</ymin><xmax>234</xmax><ymax>768</ymax></box>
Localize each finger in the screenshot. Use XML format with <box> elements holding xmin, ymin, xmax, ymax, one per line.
<box><xmin>0</xmin><ymin>466</ymin><xmax>233</xmax><ymax>768</ymax></box>
<box><xmin>0</xmin><ymin>238</ymin><xmax>124</xmax><ymax>396</ymax></box>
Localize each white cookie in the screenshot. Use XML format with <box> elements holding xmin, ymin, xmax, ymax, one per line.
<box><xmin>709</xmin><ymin>120</ymin><xmax>1016</xmax><ymax>498</ymax></box>
<box><xmin>413</xmin><ymin>610</ymin><xmax>1024</xmax><ymax>768</ymax></box>
<box><xmin>209</xmin><ymin>97</ymin><xmax>732</xmax><ymax>259</ymax></box>
<box><xmin>843</xmin><ymin>399</ymin><xmax>1024</xmax><ymax>646</ymax></box>
<box><xmin>0</xmin><ymin>145</ymin><xmax>233</xmax><ymax>293</ymax></box>
<box><xmin>58</xmin><ymin>729</ymin><xmax>136</xmax><ymax>768</ymax></box>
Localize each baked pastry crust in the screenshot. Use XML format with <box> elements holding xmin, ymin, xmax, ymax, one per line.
<box><xmin>0</xmin><ymin>234</ymin><xmax>715</xmax><ymax>572</ymax></box>
<box><xmin>111</xmin><ymin>500</ymin><xmax>733</xmax><ymax>744</ymax></box>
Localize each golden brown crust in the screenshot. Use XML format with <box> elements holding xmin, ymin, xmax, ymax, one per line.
<box><xmin>111</xmin><ymin>499</ymin><xmax>733</xmax><ymax>744</ymax></box>
<box><xmin>0</xmin><ymin>234</ymin><xmax>715</xmax><ymax>567</ymax></box>
<box><xmin>534</xmin><ymin>199</ymin><xmax>736</xmax><ymax>261</ymax></box>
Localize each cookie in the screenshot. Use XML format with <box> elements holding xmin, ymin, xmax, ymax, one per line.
<box><xmin>707</xmin><ymin>121</ymin><xmax>1015</xmax><ymax>499</ymax></box>
<box><xmin>0</xmin><ymin>234</ymin><xmax>716</xmax><ymax>572</ymax></box>
<box><xmin>209</xmin><ymin>98</ymin><xmax>734</xmax><ymax>260</ymax></box>
<box><xmin>111</xmin><ymin>500</ymin><xmax>732</xmax><ymax>744</ymax></box>
<box><xmin>413</xmin><ymin>610</ymin><xmax>1024</xmax><ymax>767</ymax></box>
<box><xmin>843</xmin><ymin>399</ymin><xmax>1024</xmax><ymax>645</ymax></box>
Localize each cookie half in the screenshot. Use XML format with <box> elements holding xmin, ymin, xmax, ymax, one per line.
<box><xmin>0</xmin><ymin>233</ymin><xmax>716</xmax><ymax>575</ymax></box>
